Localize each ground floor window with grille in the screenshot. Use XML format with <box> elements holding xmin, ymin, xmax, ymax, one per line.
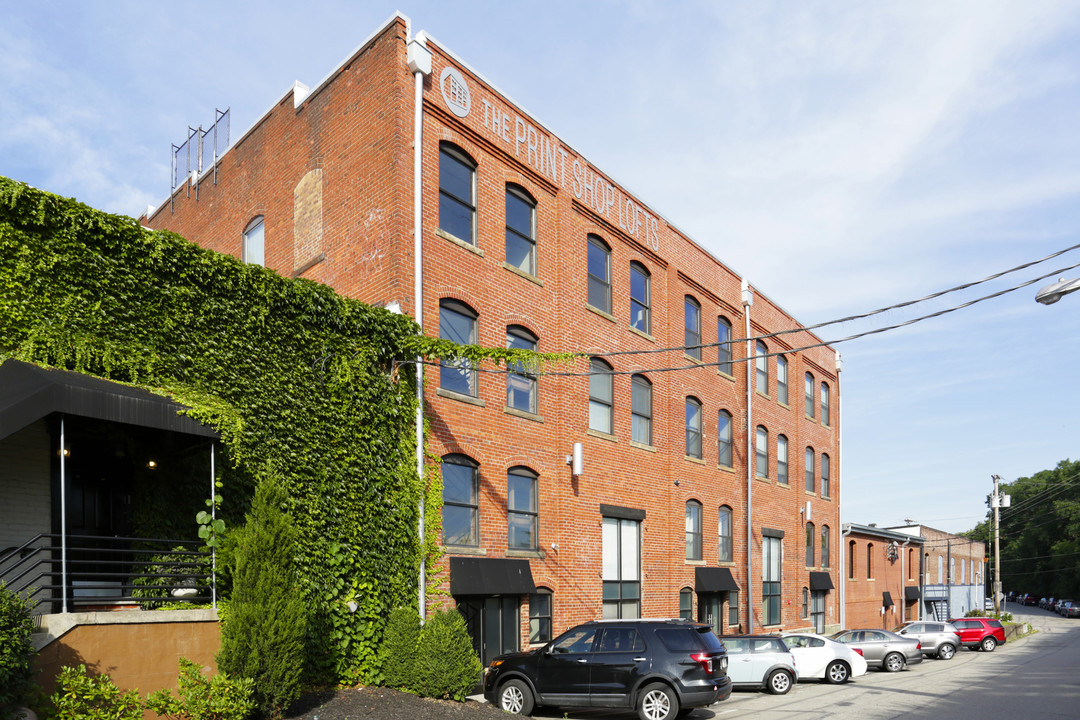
<box><xmin>602</xmin><ymin>516</ymin><xmax>641</xmax><ymax>618</ymax></box>
<box><xmin>762</xmin><ymin>535</ymin><xmax>782</xmax><ymax>625</ymax></box>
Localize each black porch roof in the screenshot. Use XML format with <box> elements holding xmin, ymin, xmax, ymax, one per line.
<box><xmin>0</xmin><ymin>359</ymin><xmax>217</xmax><ymax>440</ymax></box>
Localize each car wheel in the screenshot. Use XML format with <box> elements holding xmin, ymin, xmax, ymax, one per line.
<box><xmin>883</xmin><ymin>652</ymin><xmax>904</xmax><ymax>672</ymax></box>
<box><xmin>937</xmin><ymin>643</ymin><xmax>956</xmax><ymax>660</ymax></box>
<box><xmin>825</xmin><ymin>660</ymin><xmax>850</xmax><ymax>684</ymax></box>
<box><xmin>981</xmin><ymin>636</ymin><xmax>997</xmax><ymax>652</ymax></box>
<box><xmin>637</xmin><ymin>682</ymin><xmax>679</xmax><ymax>720</ymax></box>
<box><xmin>767</xmin><ymin>669</ymin><xmax>793</xmax><ymax>695</ymax></box>
<box><xmin>498</xmin><ymin>679</ymin><xmax>534</xmax><ymax>716</ymax></box>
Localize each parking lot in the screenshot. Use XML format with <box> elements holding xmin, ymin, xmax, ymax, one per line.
<box><xmin>511</xmin><ymin>604</ymin><xmax>1080</xmax><ymax>720</ymax></box>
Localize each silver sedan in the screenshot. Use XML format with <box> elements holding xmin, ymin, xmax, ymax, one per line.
<box><xmin>829</xmin><ymin>629</ymin><xmax>924</xmax><ymax>672</ymax></box>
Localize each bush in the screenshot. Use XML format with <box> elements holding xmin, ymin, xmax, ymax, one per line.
<box><xmin>411</xmin><ymin>608</ymin><xmax>482</xmax><ymax>701</ymax></box>
<box><xmin>130</xmin><ymin>547</ymin><xmax>210</xmax><ymax>609</ymax></box>
<box><xmin>0</xmin><ymin>582</ymin><xmax>35</xmax><ymax>714</ymax></box>
<box><xmin>50</xmin><ymin>665</ymin><xmax>142</xmax><ymax>720</ymax></box>
<box><xmin>145</xmin><ymin>658</ymin><xmax>254</xmax><ymax>720</ymax></box>
<box><xmin>216</xmin><ymin>477</ymin><xmax>307</xmax><ymax>718</ymax></box>
<box><xmin>378</xmin><ymin>607</ymin><xmax>420</xmax><ymax>689</ymax></box>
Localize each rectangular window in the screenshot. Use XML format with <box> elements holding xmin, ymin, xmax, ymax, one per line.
<box><xmin>777</xmin><ymin>435</ymin><xmax>789</xmax><ymax>485</ymax></box>
<box><xmin>821</xmin><ymin>382</ymin><xmax>830</xmax><ymax>426</ymax></box>
<box><xmin>505</xmin><ymin>187</ymin><xmax>536</xmax><ymax>275</ymax></box>
<box><xmin>821</xmin><ymin>454</ymin><xmax>830</xmax><ymax>498</ymax></box>
<box><xmin>442</xmin><ymin>458</ymin><xmax>478</xmax><ymax>546</ymax></box>
<box><xmin>763</xmin><ymin>536</ymin><xmax>782</xmax><ymax>626</ymax></box>
<box><xmin>589</xmin><ymin>359</ymin><xmax>614</xmax><ymax>434</ymax></box>
<box><xmin>728</xmin><ymin>590</ymin><xmax>740</xmax><ymax>628</ymax></box>
<box><xmin>718</xmin><ymin>411</ymin><xmax>733</xmax><ymax>468</ymax></box>
<box><xmin>805</xmin><ymin>448</ymin><xmax>815</xmax><ymax>493</ymax></box>
<box><xmin>529</xmin><ymin>591</ymin><xmax>552</xmax><ymax>643</ymax></box>
<box><xmin>718</xmin><ymin>507</ymin><xmax>733</xmax><ymax>563</ymax></box>
<box><xmin>805</xmin><ymin>373</ymin><xmax>816</xmax><ymax>419</ymax></box>
<box><xmin>587</xmin><ymin>236</ymin><xmax>612</xmax><ymax>314</ymax></box>
<box><xmin>756</xmin><ymin>341</ymin><xmax>769</xmax><ymax>395</ymax></box>
<box><xmin>602</xmin><ymin>517</ymin><xmax>641</xmax><ymax>619</ymax></box>
<box><xmin>507</xmin><ymin>469</ymin><xmax>538</xmax><ymax>550</ymax></box>
<box><xmin>755</xmin><ymin>426</ymin><xmax>768</xmax><ymax>478</ymax></box>
<box><xmin>805</xmin><ymin>523</ymin><xmax>815</xmax><ymax>566</ymax></box>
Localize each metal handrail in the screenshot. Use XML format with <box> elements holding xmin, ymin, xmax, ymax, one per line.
<box><xmin>1</xmin><ymin>533</ymin><xmax>214</xmax><ymax>612</ymax></box>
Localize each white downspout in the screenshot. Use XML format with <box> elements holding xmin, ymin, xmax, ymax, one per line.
<box><xmin>407</xmin><ymin>34</ymin><xmax>432</xmax><ymax>623</ymax></box>
<box><xmin>742</xmin><ymin>280</ymin><xmax>754</xmax><ymax>633</ymax></box>
<box><xmin>835</xmin><ymin>352</ymin><xmax>843</xmax><ymax>630</ymax></box>
<box><xmin>60</xmin><ymin>415</ymin><xmax>68</xmax><ymax>614</ymax></box>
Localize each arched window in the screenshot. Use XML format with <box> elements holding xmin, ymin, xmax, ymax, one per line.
<box><xmin>821</xmin><ymin>525</ymin><xmax>830</xmax><ymax>568</ymax></box>
<box><xmin>755</xmin><ymin>341</ymin><xmax>769</xmax><ymax>394</ymax></box>
<box><xmin>679</xmin><ymin>587</ymin><xmax>694</xmax><ymax>620</ymax></box>
<box><xmin>821</xmin><ymin>453</ymin><xmax>831</xmax><ymax>498</ymax></box>
<box><xmin>717</xmin><ymin>316</ymin><xmax>733</xmax><ymax>375</ymax></box>
<box><xmin>805</xmin><ymin>372</ymin><xmax>816</xmax><ymax>419</ymax></box>
<box><xmin>684</xmin><ymin>296</ymin><xmax>702</xmax><ymax>360</ymax></box>
<box><xmin>805</xmin><ymin>521</ymin><xmax>816</xmax><ymax>566</ymax></box>
<box><xmin>802</xmin><ymin>587</ymin><xmax>810</xmax><ymax>618</ymax></box>
<box><xmin>686</xmin><ymin>397</ymin><xmax>703</xmax><ymax>459</ymax></box>
<box><xmin>849</xmin><ymin>541</ymin><xmax>857</xmax><ymax>579</ymax></box>
<box><xmin>529</xmin><ymin>588</ymin><xmax>552</xmax><ymax>643</ymax></box>
<box><xmin>777</xmin><ymin>354</ymin><xmax>789</xmax><ymax>405</ymax></box>
<box><xmin>718</xmin><ymin>410</ymin><xmax>733</xmax><ymax>468</ymax></box>
<box><xmin>442</xmin><ymin>454</ymin><xmax>479</xmax><ymax>546</ymax></box>
<box><xmin>685</xmin><ymin>500</ymin><xmax>702</xmax><ymax>561</ymax></box>
<box><xmin>821</xmin><ymin>381</ymin><xmax>831</xmax><ymax>426</ymax></box>
<box><xmin>506</xmin><ymin>325</ymin><xmax>538</xmax><ymax>414</ymax></box>
<box><xmin>508</xmin><ymin>466</ymin><xmax>539</xmax><ymax>550</ymax></box>
<box><xmin>505</xmin><ymin>184</ymin><xmax>537</xmax><ymax>275</ymax></box>
<box><xmin>439</xmin><ymin>299</ymin><xmax>478</xmax><ymax>396</ymax></box>
<box><xmin>805</xmin><ymin>447</ymin><xmax>815</xmax><ymax>493</ymax></box>
<box><xmin>588</xmin><ymin>357</ymin><xmax>614</xmax><ymax>434</ymax></box>
<box><xmin>777</xmin><ymin>435</ymin><xmax>789</xmax><ymax>484</ymax></box>
<box><xmin>755</xmin><ymin>426</ymin><xmax>769</xmax><ymax>478</ymax></box>
<box><xmin>587</xmin><ymin>235</ymin><xmax>612</xmax><ymax>314</ymax></box>
<box><xmin>867</xmin><ymin>543</ymin><xmax>875</xmax><ymax>579</ymax></box>
<box><xmin>439</xmin><ymin>143</ymin><xmax>476</xmax><ymax>244</ymax></box>
<box><xmin>718</xmin><ymin>505</ymin><xmax>733</xmax><ymax>563</ymax></box>
<box><xmin>631</xmin><ymin>375</ymin><xmax>653</xmax><ymax>446</ymax></box>
<box><xmin>630</xmin><ymin>262</ymin><xmax>651</xmax><ymax>334</ymax></box>
<box><xmin>242</xmin><ymin>216</ymin><xmax>264</xmax><ymax>266</ymax></box>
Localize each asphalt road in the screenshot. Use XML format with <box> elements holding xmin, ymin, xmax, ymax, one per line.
<box><xmin>522</xmin><ymin>603</ymin><xmax>1080</xmax><ymax>720</ymax></box>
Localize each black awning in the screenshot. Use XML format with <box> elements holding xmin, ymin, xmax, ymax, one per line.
<box><xmin>695</xmin><ymin>567</ymin><xmax>739</xmax><ymax>593</ymax></box>
<box><xmin>905</xmin><ymin>586</ymin><xmax>922</xmax><ymax>601</ymax></box>
<box><xmin>449</xmin><ymin>556</ymin><xmax>536</xmax><ymax>596</ymax></box>
<box><xmin>0</xmin><ymin>360</ymin><xmax>217</xmax><ymax>441</ymax></box>
<box><xmin>809</xmin><ymin>571</ymin><xmax>834</xmax><ymax>591</ymax></box>
<box><xmin>882</xmin><ymin>591</ymin><xmax>895</xmax><ymax>608</ymax></box>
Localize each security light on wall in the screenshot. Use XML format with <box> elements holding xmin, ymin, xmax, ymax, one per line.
<box><xmin>566</xmin><ymin>442</ymin><xmax>583</xmax><ymax>476</ymax></box>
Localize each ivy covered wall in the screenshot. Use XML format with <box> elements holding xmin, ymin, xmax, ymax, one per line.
<box><xmin>0</xmin><ymin>176</ymin><xmax>436</xmax><ymax>682</ymax></box>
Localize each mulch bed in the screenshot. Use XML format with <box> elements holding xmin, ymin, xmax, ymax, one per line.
<box><xmin>285</xmin><ymin>687</ymin><xmax>508</xmax><ymax>720</ymax></box>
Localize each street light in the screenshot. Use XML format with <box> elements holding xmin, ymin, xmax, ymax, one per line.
<box><xmin>1035</xmin><ymin>276</ymin><xmax>1080</xmax><ymax>305</ymax></box>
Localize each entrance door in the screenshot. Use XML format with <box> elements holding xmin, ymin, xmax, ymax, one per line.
<box><xmin>698</xmin><ymin>592</ymin><xmax>726</xmax><ymax>635</ymax></box>
<box><xmin>811</xmin><ymin>590</ymin><xmax>826</xmax><ymax>633</ymax></box>
<box><xmin>457</xmin><ymin>596</ymin><xmax>520</xmax><ymax>667</ymax></box>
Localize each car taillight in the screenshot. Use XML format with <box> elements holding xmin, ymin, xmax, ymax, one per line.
<box><xmin>852</xmin><ymin>648</ymin><xmax>864</xmax><ymax>656</ymax></box>
<box><xmin>916</xmin><ymin>642</ymin><xmax>922</xmax><ymax>650</ymax></box>
<box><xmin>691</xmin><ymin>652</ymin><xmax>714</xmax><ymax>673</ymax></box>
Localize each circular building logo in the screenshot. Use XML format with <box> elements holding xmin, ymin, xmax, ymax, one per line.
<box><xmin>440</xmin><ymin>67</ymin><xmax>471</xmax><ymax>118</ymax></box>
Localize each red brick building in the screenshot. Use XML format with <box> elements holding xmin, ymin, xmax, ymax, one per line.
<box><xmin>145</xmin><ymin>14</ymin><xmax>842</xmax><ymax>663</ymax></box>
<box><xmin>841</xmin><ymin>524</ymin><xmax>924</xmax><ymax>630</ymax></box>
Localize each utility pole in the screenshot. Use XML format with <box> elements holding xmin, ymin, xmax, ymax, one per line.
<box><xmin>992</xmin><ymin>474</ymin><xmax>1002</xmax><ymax>613</ymax></box>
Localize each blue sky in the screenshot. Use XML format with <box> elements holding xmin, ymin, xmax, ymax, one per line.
<box><xmin>3</xmin><ymin>1</ymin><xmax>1079</xmax><ymax>534</ymax></box>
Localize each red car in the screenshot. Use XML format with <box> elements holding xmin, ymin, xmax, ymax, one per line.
<box><xmin>947</xmin><ymin>618</ymin><xmax>1006</xmax><ymax>652</ymax></box>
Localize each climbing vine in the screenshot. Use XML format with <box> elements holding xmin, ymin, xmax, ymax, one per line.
<box><xmin>0</xmin><ymin>176</ymin><xmax>570</xmax><ymax>684</ymax></box>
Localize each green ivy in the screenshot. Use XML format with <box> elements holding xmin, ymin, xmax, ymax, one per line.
<box><xmin>0</xmin><ymin>176</ymin><xmax>571</xmax><ymax>684</ymax></box>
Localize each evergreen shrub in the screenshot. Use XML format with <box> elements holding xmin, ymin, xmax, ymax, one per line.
<box><xmin>378</xmin><ymin>607</ymin><xmax>420</xmax><ymax>689</ymax></box>
<box><xmin>0</xmin><ymin>582</ymin><xmax>35</xmax><ymax>714</ymax></box>
<box><xmin>216</xmin><ymin>477</ymin><xmax>307</xmax><ymax>718</ymax></box>
<box><xmin>411</xmin><ymin>608</ymin><xmax>482</xmax><ymax>702</ymax></box>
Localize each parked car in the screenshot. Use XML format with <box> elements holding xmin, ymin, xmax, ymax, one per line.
<box><xmin>722</xmin><ymin>635</ymin><xmax>798</xmax><ymax>694</ymax></box>
<box><xmin>829</xmin><ymin>629</ymin><xmax>923</xmax><ymax>672</ymax></box>
<box><xmin>483</xmin><ymin>618</ymin><xmax>732</xmax><ymax>720</ymax></box>
<box><xmin>896</xmin><ymin>621</ymin><xmax>961</xmax><ymax>660</ymax></box>
<box><xmin>1038</xmin><ymin>597</ymin><xmax>1051</xmax><ymax>609</ymax></box>
<box><xmin>1066</xmin><ymin>603</ymin><xmax>1080</xmax><ymax>619</ymax></box>
<box><xmin>947</xmin><ymin>617</ymin><xmax>1006</xmax><ymax>652</ymax></box>
<box><xmin>781</xmin><ymin>632</ymin><xmax>868</xmax><ymax>683</ymax></box>
<box><xmin>1057</xmin><ymin>599</ymin><xmax>1076</xmax><ymax>617</ymax></box>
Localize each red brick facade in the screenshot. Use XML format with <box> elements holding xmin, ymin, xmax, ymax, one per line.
<box><xmin>146</xmin><ymin>15</ymin><xmax>842</xmax><ymax>658</ymax></box>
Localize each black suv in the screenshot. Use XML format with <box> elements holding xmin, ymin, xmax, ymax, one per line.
<box><xmin>483</xmin><ymin>618</ymin><xmax>732</xmax><ymax>720</ymax></box>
